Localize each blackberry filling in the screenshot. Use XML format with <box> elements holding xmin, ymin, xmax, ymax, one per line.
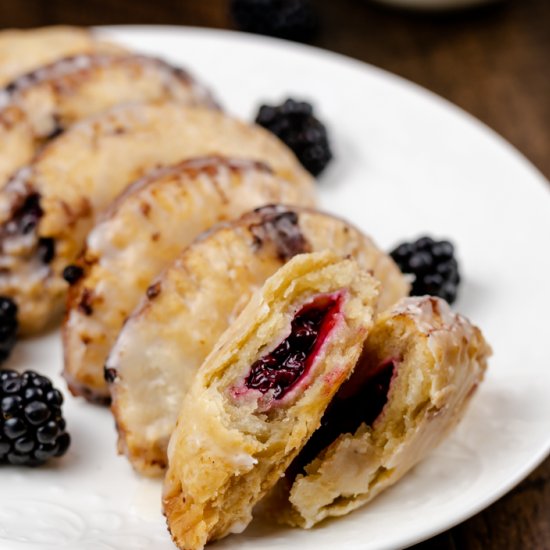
<box><xmin>244</xmin><ymin>293</ymin><xmax>342</xmax><ymax>401</ymax></box>
<box><xmin>290</xmin><ymin>358</ymin><xmax>396</xmax><ymax>476</ymax></box>
<box><xmin>1</xmin><ymin>192</ymin><xmax>54</xmax><ymax>266</ymax></box>
<box><xmin>37</xmin><ymin>238</ymin><xmax>55</xmax><ymax>264</ymax></box>
<box><xmin>62</xmin><ymin>264</ymin><xmax>84</xmax><ymax>285</ymax></box>
<box><xmin>9</xmin><ymin>193</ymin><xmax>43</xmax><ymax>236</ymax></box>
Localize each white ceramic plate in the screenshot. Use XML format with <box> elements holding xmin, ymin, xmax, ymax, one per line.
<box><xmin>1</xmin><ymin>26</ymin><xmax>549</xmax><ymax>550</ymax></box>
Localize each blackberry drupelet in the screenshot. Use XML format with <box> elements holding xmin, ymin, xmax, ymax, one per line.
<box><xmin>1</xmin><ymin>370</ymin><xmax>70</xmax><ymax>466</ymax></box>
<box><xmin>390</xmin><ymin>236</ymin><xmax>460</xmax><ymax>304</ymax></box>
<box><xmin>255</xmin><ymin>98</ymin><xmax>332</xmax><ymax>176</ymax></box>
<box><xmin>230</xmin><ymin>0</ymin><xmax>318</xmax><ymax>42</ymax></box>
<box><xmin>0</xmin><ymin>297</ymin><xmax>18</xmax><ymax>363</ymax></box>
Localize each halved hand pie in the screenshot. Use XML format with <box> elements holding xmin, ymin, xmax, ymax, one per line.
<box><xmin>0</xmin><ymin>102</ymin><xmax>313</xmax><ymax>334</ymax></box>
<box><xmin>106</xmin><ymin>204</ymin><xmax>408</xmax><ymax>475</ymax></box>
<box><xmin>63</xmin><ymin>158</ymin><xmax>315</xmax><ymax>403</ymax></box>
<box><xmin>0</xmin><ymin>52</ymin><xmax>217</xmax><ymax>187</ymax></box>
<box><xmin>269</xmin><ymin>295</ymin><xmax>491</xmax><ymax>528</ymax></box>
<box><xmin>162</xmin><ymin>251</ymin><xmax>379</xmax><ymax>550</ymax></box>
<box><xmin>0</xmin><ymin>26</ymin><xmax>122</xmax><ymax>86</ymax></box>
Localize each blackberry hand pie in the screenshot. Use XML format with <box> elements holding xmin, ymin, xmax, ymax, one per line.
<box><xmin>0</xmin><ymin>53</ymin><xmax>217</xmax><ymax>187</ymax></box>
<box><xmin>162</xmin><ymin>251</ymin><xmax>379</xmax><ymax>550</ymax></box>
<box><xmin>0</xmin><ymin>26</ymin><xmax>123</xmax><ymax>86</ymax></box>
<box><xmin>63</xmin><ymin>158</ymin><xmax>315</xmax><ymax>404</ymax></box>
<box><xmin>0</xmin><ymin>102</ymin><xmax>313</xmax><ymax>334</ymax></box>
<box><xmin>269</xmin><ymin>296</ymin><xmax>491</xmax><ymax>528</ymax></box>
<box><xmin>107</xmin><ymin>204</ymin><xmax>407</xmax><ymax>475</ymax></box>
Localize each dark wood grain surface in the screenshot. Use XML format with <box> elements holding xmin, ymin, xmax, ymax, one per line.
<box><xmin>1</xmin><ymin>1</ymin><xmax>548</xmax><ymax>548</ymax></box>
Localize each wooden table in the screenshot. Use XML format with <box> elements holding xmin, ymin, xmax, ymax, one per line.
<box><xmin>1</xmin><ymin>1</ymin><xmax>549</xmax><ymax>548</ymax></box>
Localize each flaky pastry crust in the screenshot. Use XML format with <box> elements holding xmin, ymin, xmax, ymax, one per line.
<box><xmin>107</xmin><ymin>204</ymin><xmax>407</xmax><ymax>475</ymax></box>
<box><xmin>0</xmin><ymin>26</ymin><xmax>123</xmax><ymax>86</ymax></box>
<box><xmin>63</xmin><ymin>159</ymin><xmax>315</xmax><ymax>403</ymax></box>
<box><xmin>0</xmin><ymin>102</ymin><xmax>314</xmax><ymax>334</ymax></box>
<box><xmin>269</xmin><ymin>296</ymin><xmax>491</xmax><ymax>528</ymax></box>
<box><xmin>162</xmin><ymin>251</ymin><xmax>379</xmax><ymax>550</ymax></box>
<box><xmin>0</xmin><ymin>52</ymin><xmax>217</xmax><ymax>187</ymax></box>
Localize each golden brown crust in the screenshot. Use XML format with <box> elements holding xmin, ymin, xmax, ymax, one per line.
<box><xmin>107</xmin><ymin>204</ymin><xmax>407</xmax><ymax>476</ymax></box>
<box><xmin>62</xmin><ymin>158</ymin><xmax>315</xmax><ymax>403</ymax></box>
<box><xmin>269</xmin><ymin>296</ymin><xmax>491</xmax><ymax>527</ymax></box>
<box><xmin>0</xmin><ymin>102</ymin><xmax>314</xmax><ymax>334</ymax></box>
<box><xmin>0</xmin><ymin>26</ymin><xmax>124</xmax><ymax>86</ymax></box>
<box><xmin>0</xmin><ymin>53</ymin><xmax>217</xmax><ymax>186</ymax></box>
<box><xmin>162</xmin><ymin>251</ymin><xmax>379</xmax><ymax>549</ymax></box>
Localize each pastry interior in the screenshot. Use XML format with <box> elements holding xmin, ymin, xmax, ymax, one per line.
<box><xmin>232</xmin><ymin>291</ymin><xmax>344</xmax><ymax>407</ymax></box>
<box><xmin>275</xmin><ymin>296</ymin><xmax>490</xmax><ymax>528</ymax></box>
<box><xmin>163</xmin><ymin>252</ymin><xmax>378</xmax><ymax>550</ymax></box>
<box><xmin>288</xmin><ymin>311</ymin><xmax>423</xmax><ymax>477</ymax></box>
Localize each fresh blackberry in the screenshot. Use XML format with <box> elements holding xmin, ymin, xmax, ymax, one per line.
<box><xmin>0</xmin><ymin>297</ymin><xmax>18</xmax><ymax>363</ymax></box>
<box><xmin>255</xmin><ymin>98</ymin><xmax>332</xmax><ymax>176</ymax></box>
<box><xmin>231</xmin><ymin>0</ymin><xmax>318</xmax><ymax>42</ymax></box>
<box><xmin>0</xmin><ymin>370</ymin><xmax>70</xmax><ymax>466</ymax></box>
<box><xmin>390</xmin><ymin>236</ymin><xmax>460</xmax><ymax>304</ymax></box>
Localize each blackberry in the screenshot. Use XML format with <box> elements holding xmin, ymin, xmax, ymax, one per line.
<box><xmin>230</xmin><ymin>0</ymin><xmax>318</xmax><ymax>42</ymax></box>
<box><xmin>0</xmin><ymin>297</ymin><xmax>18</xmax><ymax>363</ymax></box>
<box><xmin>390</xmin><ymin>236</ymin><xmax>460</xmax><ymax>304</ymax></box>
<box><xmin>255</xmin><ymin>98</ymin><xmax>332</xmax><ymax>176</ymax></box>
<box><xmin>0</xmin><ymin>370</ymin><xmax>70</xmax><ymax>466</ymax></box>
